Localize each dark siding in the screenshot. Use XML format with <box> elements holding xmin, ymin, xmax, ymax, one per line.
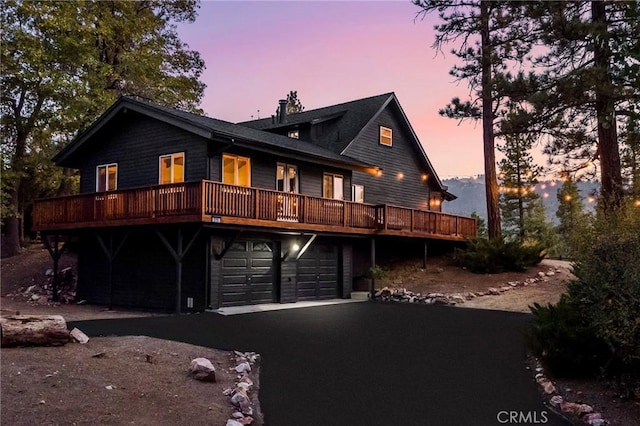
<box><xmin>344</xmin><ymin>106</ymin><xmax>436</xmax><ymax>210</ymax></box>
<box><xmin>208</xmin><ymin>148</ymin><xmax>352</xmax><ymax>200</ymax></box>
<box><xmin>78</xmin><ymin>112</ymin><xmax>208</xmax><ymax>193</ymax></box>
<box><xmin>341</xmin><ymin>242</ymin><xmax>353</xmax><ymax>298</ymax></box>
<box><xmin>77</xmin><ymin>227</ymin><xmax>207</xmax><ymax>312</ymax></box>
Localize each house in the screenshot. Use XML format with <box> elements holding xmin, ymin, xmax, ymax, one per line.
<box><xmin>32</xmin><ymin>94</ymin><xmax>476</xmax><ymax>313</ymax></box>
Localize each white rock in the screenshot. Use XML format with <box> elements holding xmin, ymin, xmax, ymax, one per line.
<box><xmin>230</xmin><ymin>391</ymin><xmax>249</xmax><ymax>406</ymax></box>
<box><xmin>31</xmin><ymin>294</ymin><xmax>40</xmax><ymax>301</ymax></box>
<box><xmin>232</xmin><ymin>412</ymin><xmax>244</xmax><ymax>419</ymax></box>
<box><xmin>236</xmin><ymin>382</ymin><xmax>251</xmax><ymax>392</ymax></box>
<box><xmin>190</xmin><ymin>358</ymin><xmax>216</xmax><ymax>382</ymax></box>
<box><xmin>105</xmin><ymin>385</ymin><xmax>114</xmax><ymax>390</ymax></box>
<box><xmin>550</xmin><ymin>395</ymin><xmax>563</xmax><ymax>407</ymax></box>
<box><xmin>537</xmin><ymin>271</ymin><xmax>546</xmax><ymax>278</ymax></box>
<box><xmin>45</xmin><ymin>269</ymin><xmax>54</xmax><ymax>277</ymax></box>
<box><xmin>226</xmin><ymin>420</ymin><xmax>243</xmax><ymax>426</ymax></box>
<box><xmin>546</xmin><ymin>271</ymin><xmax>555</xmax><ymax>277</ymax></box>
<box><xmin>234</xmin><ymin>362</ymin><xmax>251</xmax><ymax>373</ymax></box>
<box><xmin>70</xmin><ymin>328</ymin><xmax>89</xmax><ymax>344</ymax></box>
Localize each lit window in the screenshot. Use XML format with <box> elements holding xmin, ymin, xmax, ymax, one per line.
<box><xmin>222</xmin><ymin>154</ymin><xmax>251</xmax><ymax>187</ymax></box>
<box><xmin>159</xmin><ymin>153</ymin><xmax>185</xmax><ymax>184</ymax></box>
<box><xmin>288</xmin><ymin>129</ymin><xmax>299</xmax><ymax>139</ymax></box>
<box><xmin>323</xmin><ymin>173</ymin><xmax>343</xmax><ymax>200</ymax></box>
<box><xmin>351</xmin><ymin>184</ymin><xmax>364</xmax><ymax>203</ymax></box>
<box><xmin>379</xmin><ymin>126</ymin><xmax>392</xmax><ymax>146</ymax></box>
<box><xmin>96</xmin><ymin>163</ymin><xmax>117</xmax><ymax>192</ymax></box>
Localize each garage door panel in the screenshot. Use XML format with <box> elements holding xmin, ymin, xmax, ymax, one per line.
<box><xmin>222</xmin><ymin>275</ymin><xmax>248</xmax><ymax>285</ymax></box>
<box><xmin>220</xmin><ymin>240</ymin><xmax>274</xmax><ymax>307</ymax></box>
<box><xmin>222</xmin><ymin>258</ymin><xmax>248</xmax><ymax>268</ymax></box>
<box><xmin>296</xmin><ymin>243</ymin><xmax>339</xmax><ymax>301</ymax></box>
<box><xmin>251</xmin><ymin>259</ymin><xmax>273</xmax><ymax>268</ymax></box>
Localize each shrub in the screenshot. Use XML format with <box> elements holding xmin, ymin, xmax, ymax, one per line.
<box><xmin>528</xmin><ymin>210</ymin><xmax>640</xmax><ymax>398</ymax></box>
<box><xmin>455</xmin><ymin>237</ymin><xmax>545</xmax><ymax>273</ymax></box>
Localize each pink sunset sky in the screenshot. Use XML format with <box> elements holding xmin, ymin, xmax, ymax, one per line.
<box><xmin>176</xmin><ymin>1</ymin><xmax>485</xmax><ymax>178</ymax></box>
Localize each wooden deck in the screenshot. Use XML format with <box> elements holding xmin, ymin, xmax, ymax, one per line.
<box><xmin>32</xmin><ymin>181</ymin><xmax>476</xmax><ymax>240</ymax></box>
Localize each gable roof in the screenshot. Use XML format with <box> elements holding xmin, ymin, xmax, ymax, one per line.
<box><xmin>240</xmin><ymin>93</ymin><xmax>455</xmax><ymax>200</ymax></box>
<box><xmin>54</xmin><ymin>96</ymin><xmax>378</xmax><ymax>174</ymax></box>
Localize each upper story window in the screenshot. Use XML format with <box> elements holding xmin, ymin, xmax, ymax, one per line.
<box><xmin>379</xmin><ymin>126</ymin><xmax>393</xmax><ymax>146</ymax></box>
<box><xmin>159</xmin><ymin>152</ymin><xmax>184</xmax><ymax>184</ymax></box>
<box><xmin>223</xmin><ymin>154</ymin><xmax>251</xmax><ymax>187</ymax></box>
<box><xmin>323</xmin><ymin>173</ymin><xmax>343</xmax><ymax>200</ymax></box>
<box><xmin>96</xmin><ymin>163</ymin><xmax>117</xmax><ymax>192</ymax></box>
<box><xmin>288</xmin><ymin>129</ymin><xmax>299</xmax><ymax>139</ymax></box>
<box><xmin>351</xmin><ymin>184</ymin><xmax>364</xmax><ymax>203</ymax></box>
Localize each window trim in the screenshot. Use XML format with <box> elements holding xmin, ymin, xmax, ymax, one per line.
<box><xmin>159</xmin><ymin>152</ymin><xmax>185</xmax><ymax>184</ymax></box>
<box><xmin>276</xmin><ymin>163</ymin><xmax>299</xmax><ymax>193</ymax></box>
<box><xmin>222</xmin><ymin>153</ymin><xmax>251</xmax><ymax>187</ymax></box>
<box><xmin>351</xmin><ymin>184</ymin><xmax>364</xmax><ymax>203</ymax></box>
<box><xmin>323</xmin><ymin>172</ymin><xmax>344</xmax><ymax>200</ymax></box>
<box><xmin>96</xmin><ymin>163</ymin><xmax>118</xmax><ymax>192</ymax></box>
<box><xmin>379</xmin><ymin>126</ymin><xmax>393</xmax><ymax>147</ymax></box>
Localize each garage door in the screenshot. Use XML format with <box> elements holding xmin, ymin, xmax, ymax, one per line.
<box><xmin>221</xmin><ymin>241</ymin><xmax>274</xmax><ymax>307</ymax></box>
<box><xmin>297</xmin><ymin>243</ymin><xmax>339</xmax><ymax>301</ymax></box>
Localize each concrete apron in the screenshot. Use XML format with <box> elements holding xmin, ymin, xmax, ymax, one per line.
<box><xmin>210</xmin><ymin>297</ymin><xmax>368</xmax><ymax>316</ymax></box>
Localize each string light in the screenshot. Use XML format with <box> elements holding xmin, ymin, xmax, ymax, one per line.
<box><xmin>397</xmin><ymin>172</ymin><xmax>404</xmax><ymax>180</ymax></box>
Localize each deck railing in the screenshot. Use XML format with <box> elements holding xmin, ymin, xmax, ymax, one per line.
<box><xmin>33</xmin><ymin>180</ymin><xmax>477</xmax><ymax>239</ymax></box>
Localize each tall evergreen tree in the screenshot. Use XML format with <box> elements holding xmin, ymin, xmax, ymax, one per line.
<box><xmin>414</xmin><ymin>1</ymin><xmax>536</xmax><ymax>240</ymax></box>
<box><xmin>1</xmin><ymin>0</ymin><xmax>205</xmax><ymax>256</ymax></box>
<box><xmin>497</xmin><ymin>130</ymin><xmax>543</xmax><ymax>241</ymax></box>
<box><xmin>556</xmin><ymin>176</ymin><xmax>586</xmax><ymax>257</ymax></box>
<box><xmin>506</xmin><ymin>1</ymin><xmax>640</xmax><ymax>214</ymax></box>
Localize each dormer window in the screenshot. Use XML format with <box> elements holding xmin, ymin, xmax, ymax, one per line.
<box><xmin>288</xmin><ymin>129</ymin><xmax>299</xmax><ymax>139</ymax></box>
<box><xmin>379</xmin><ymin>126</ymin><xmax>392</xmax><ymax>146</ymax></box>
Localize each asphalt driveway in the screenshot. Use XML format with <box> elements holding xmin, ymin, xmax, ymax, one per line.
<box><xmin>71</xmin><ymin>302</ymin><xmax>569</xmax><ymax>426</ymax></box>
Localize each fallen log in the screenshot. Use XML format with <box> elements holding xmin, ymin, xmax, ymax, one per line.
<box><xmin>0</xmin><ymin>315</ymin><xmax>69</xmax><ymax>347</ymax></box>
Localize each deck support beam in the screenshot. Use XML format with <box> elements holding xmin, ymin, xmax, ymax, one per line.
<box><xmin>370</xmin><ymin>237</ymin><xmax>376</xmax><ymax>298</ymax></box>
<box><xmin>42</xmin><ymin>235</ymin><xmax>67</xmax><ymax>303</ymax></box>
<box><xmin>95</xmin><ymin>230</ymin><xmax>130</xmax><ymax>310</ymax></box>
<box><xmin>156</xmin><ymin>226</ymin><xmax>202</xmax><ymax>314</ymax></box>
<box><xmin>212</xmin><ymin>231</ymin><xmax>241</xmax><ymax>260</ymax></box>
<box><xmin>423</xmin><ymin>240</ymin><xmax>428</xmax><ymax>269</ymax></box>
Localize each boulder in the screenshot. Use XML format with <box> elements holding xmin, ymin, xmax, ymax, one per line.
<box><xmin>560</xmin><ymin>401</ymin><xmax>593</xmax><ymax>415</ymax></box>
<box><xmin>189</xmin><ymin>357</ymin><xmax>216</xmax><ymax>382</ymax></box>
<box><xmin>226</xmin><ymin>420</ymin><xmax>243</xmax><ymax>426</ymax></box>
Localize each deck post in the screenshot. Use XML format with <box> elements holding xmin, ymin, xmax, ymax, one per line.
<box><xmin>156</xmin><ymin>226</ymin><xmax>202</xmax><ymax>314</ymax></box>
<box><xmin>42</xmin><ymin>234</ymin><xmax>67</xmax><ymax>303</ymax></box>
<box><xmin>423</xmin><ymin>240</ymin><xmax>428</xmax><ymax>269</ymax></box>
<box><xmin>370</xmin><ymin>237</ymin><xmax>376</xmax><ymax>298</ymax></box>
<box><xmin>95</xmin><ymin>231</ymin><xmax>130</xmax><ymax>310</ymax></box>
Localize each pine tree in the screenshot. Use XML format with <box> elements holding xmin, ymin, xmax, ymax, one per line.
<box><xmin>556</xmin><ymin>176</ymin><xmax>586</xmax><ymax>257</ymax></box>
<box><xmin>497</xmin><ymin>131</ymin><xmax>543</xmax><ymax>241</ymax></box>
<box><xmin>505</xmin><ymin>1</ymin><xmax>640</xmax><ymax>214</ymax></box>
<box><xmin>414</xmin><ymin>1</ymin><xmax>536</xmax><ymax>240</ymax></box>
<box><xmin>286</xmin><ymin>91</ymin><xmax>305</xmax><ymax>114</ymax></box>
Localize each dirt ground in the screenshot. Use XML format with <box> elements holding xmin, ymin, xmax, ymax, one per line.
<box><xmin>2</xmin><ymin>246</ymin><xmax>639</xmax><ymax>425</ymax></box>
<box><xmin>1</xmin><ymin>246</ymin><xmax>260</xmax><ymax>425</ymax></box>
<box><xmin>375</xmin><ymin>256</ymin><xmax>572</xmax><ymax>312</ymax></box>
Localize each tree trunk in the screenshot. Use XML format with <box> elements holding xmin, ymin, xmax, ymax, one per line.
<box><xmin>3</xmin><ymin>191</ymin><xmax>22</xmax><ymax>258</ymax></box>
<box><xmin>481</xmin><ymin>0</ymin><xmax>502</xmax><ymax>240</ymax></box>
<box><xmin>0</xmin><ymin>315</ymin><xmax>69</xmax><ymax>347</ymax></box>
<box><xmin>592</xmin><ymin>1</ymin><xmax>623</xmax><ymax>213</ymax></box>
